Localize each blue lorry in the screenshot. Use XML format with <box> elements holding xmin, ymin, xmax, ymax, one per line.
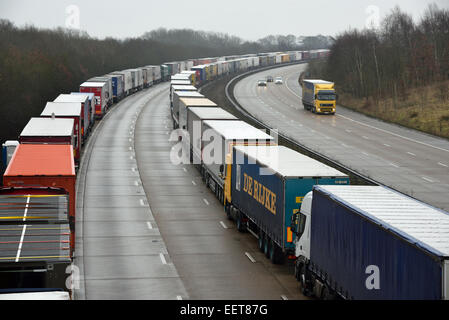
<box><xmin>225</xmin><ymin>145</ymin><xmax>349</xmax><ymax>264</ymax></box>
<box><xmin>293</xmin><ymin>185</ymin><xmax>449</xmax><ymax>300</ymax></box>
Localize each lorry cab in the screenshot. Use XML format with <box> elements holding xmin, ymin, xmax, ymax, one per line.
<box><xmin>302</xmin><ymin>80</ymin><xmax>337</xmax><ymax>114</ymax></box>
<box><xmin>292</xmin><ymin>191</ymin><xmax>312</xmax><ymax>261</ymax></box>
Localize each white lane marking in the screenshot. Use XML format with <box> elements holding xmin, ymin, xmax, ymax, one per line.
<box><xmin>362</xmin><ymin>136</ymin><xmax>370</xmax><ymax>140</ymax></box>
<box><xmin>345</xmin><ymin>129</ymin><xmax>352</xmax><ymax>133</ymax></box>
<box><xmin>422</xmin><ymin>176</ymin><xmax>434</xmax><ymax>183</ymax></box>
<box><xmin>16</xmin><ymin>195</ymin><xmax>31</xmax><ymax>262</ymax></box>
<box><xmin>176</xmin><ymin>296</ymin><xmax>183</xmax><ymax>300</ymax></box>
<box><xmin>407</xmin><ymin>152</ymin><xmax>416</xmax><ymax>156</ymax></box>
<box><xmin>341</xmin><ymin>143</ymin><xmax>349</xmax><ymax>148</ymax></box>
<box><xmin>183</xmin><ymin>167</ymin><xmax>187</xmax><ymax>172</ymax></box>
<box><xmin>337</xmin><ymin>113</ymin><xmax>449</xmax><ymax>154</ymax></box>
<box><xmin>281</xmin><ymin>295</ymin><xmax>288</xmax><ymax>300</ymax></box>
<box><xmin>147</xmin><ymin>222</ymin><xmax>153</xmax><ymax>230</ymax></box>
<box><xmin>192</xmin><ymin>180</ymin><xmax>196</xmax><ymax>186</ymax></box>
<box><xmin>389</xmin><ymin>162</ymin><xmax>400</xmax><ymax>168</ymax></box>
<box><xmin>384</xmin><ymin>143</ymin><xmax>391</xmax><ymax>147</ymax></box>
<box><xmin>362</xmin><ymin>152</ymin><xmax>369</xmax><ymax>156</ymax></box>
<box><xmin>203</xmin><ymin>198</ymin><xmax>210</xmax><ymax>206</ymax></box>
<box><xmin>438</xmin><ymin>162</ymin><xmax>448</xmax><ymax>167</ymax></box>
<box><xmin>245</xmin><ymin>252</ymin><xmax>257</xmax><ymax>263</ymax></box>
<box><xmin>220</xmin><ymin>221</ymin><xmax>228</xmax><ymax>229</ymax></box>
<box><xmin>159</xmin><ymin>253</ymin><xmax>167</xmax><ymax>265</ymax></box>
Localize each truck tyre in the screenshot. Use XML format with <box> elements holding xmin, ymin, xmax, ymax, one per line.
<box><xmin>299</xmin><ymin>264</ymin><xmax>311</xmax><ymax>296</ymax></box>
<box><xmin>258</xmin><ymin>230</ymin><xmax>265</xmax><ymax>252</ymax></box>
<box><xmin>269</xmin><ymin>240</ymin><xmax>284</xmax><ymax>265</ymax></box>
<box><xmin>236</xmin><ymin>212</ymin><xmax>246</xmax><ymax>233</ymax></box>
<box><xmin>264</xmin><ymin>236</ymin><xmax>271</xmax><ymax>258</ymax></box>
<box><xmin>321</xmin><ymin>286</ymin><xmax>335</xmax><ymax>300</ymax></box>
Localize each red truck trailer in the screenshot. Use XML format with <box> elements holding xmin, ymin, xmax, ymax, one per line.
<box><xmin>2</xmin><ymin>144</ymin><xmax>76</xmax><ymax>254</ymax></box>
<box><xmin>40</xmin><ymin>102</ymin><xmax>82</xmax><ymax>163</ymax></box>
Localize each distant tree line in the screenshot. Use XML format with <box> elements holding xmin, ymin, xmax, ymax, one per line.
<box><xmin>0</xmin><ymin>21</ymin><xmax>331</xmax><ymax>150</ymax></box>
<box><xmin>308</xmin><ymin>4</ymin><xmax>449</xmax><ymax>102</ymax></box>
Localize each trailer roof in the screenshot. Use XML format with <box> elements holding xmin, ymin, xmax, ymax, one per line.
<box><xmin>234</xmin><ymin>146</ymin><xmax>348</xmax><ymax>178</ymax></box>
<box><xmin>303</xmin><ymin>79</ymin><xmax>333</xmax><ymax>84</ymax></box>
<box><xmin>41</xmin><ymin>102</ymin><xmax>82</xmax><ymax>117</ymax></box>
<box><xmin>204</xmin><ymin>120</ymin><xmax>274</xmax><ymax>141</ymax></box>
<box><xmin>173</xmin><ymin>91</ymin><xmax>204</xmax><ymax>98</ymax></box>
<box><xmin>315</xmin><ymin>185</ymin><xmax>449</xmax><ymax>257</ymax></box>
<box><xmin>20</xmin><ymin>118</ymin><xmax>74</xmax><ymax>137</ymax></box>
<box><xmin>180</xmin><ymin>98</ymin><xmax>217</xmax><ymax>107</ymax></box>
<box><xmin>189</xmin><ymin>107</ymin><xmax>237</xmax><ymax>120</ymax></box>
<box><xmin>54</xmin><ymin>94</ymin><xmax>88</xmax><ymax>103</ymax></box>
<box><xmin>0</xmin><ymin>291</ymin><xmax>70</xmax><ymax>300</ymax></box>
<box><xmin>171</xmin><ymin>74</ymin><xmax>191</xmax><ymax>80</ymax></box>
<box><xmin>80</xmin><ymin>82</ymin><xmax>106</xmax><ymax>88</ymax></box>
<box><xmin>4</xmin><ymin>144</ymin><xmax>75</xmax><ymax>176</ymax></box>
<box><xmin>172</xmin><ymin>85</ymin><xmax>197</xmax><ymax>91</ymax></box>
<box><xmin>181</xmin><ymin>71</ymin><xmax>196</xmax><ymax>75</ymax></box>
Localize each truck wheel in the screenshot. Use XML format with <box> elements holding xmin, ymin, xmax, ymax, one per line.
<box><xmin>225</xmin><ymin>204</ymin><xmax>232</xmax><ymax>220</ymax></box>
<box><xmin>269</xmin><ymin>240</ymin><xmax>285</xmax><ymax>265</ymax></box>
<box><xmin>258</xmin><ymin>230</ymin><xmax>265</xmax><ymax>252</ymax></box>
<box><xmin>264</xmin><ymin>236</ymin><xmax>271</xmax><ymax>258</ymax></box>
<box><xmin>322</xmin><ymin>286</ymin><xmax>336</xmax><ymax>300</ymax></box>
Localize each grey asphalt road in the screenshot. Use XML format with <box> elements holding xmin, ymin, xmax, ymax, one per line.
<box><xmin>74</xmin><ymin>82</ymin><xmax>306</xmax><ymax>300</ymax></box>
<box><xmin>234</xmin><ymin>63</ymin><xmax>449</xmax><ymax>212</ymax></box>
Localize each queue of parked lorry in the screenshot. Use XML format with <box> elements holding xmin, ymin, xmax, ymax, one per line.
<box><xmin>1</xmin><ymin>46</ymin><xmax>448</xmax><ymax>300</ymax></box>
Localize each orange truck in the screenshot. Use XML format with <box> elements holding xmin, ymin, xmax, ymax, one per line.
<box><xmin>3</xmin><ymin>144</ymin><xmax>76</xmax><ymax>254</ymax></box>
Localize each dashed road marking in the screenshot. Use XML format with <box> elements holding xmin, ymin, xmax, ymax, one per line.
<box><xmin>281</xmin><ymin>295</ymin><xmax>288</xmax><ymax>300</ymax></box>
<box><xmin>203</xmin><ymin>198</ymin><xmax>210</xmax><ymax>206</ymax></box>
<box><xmin>245</xmin><ymin>252</ymin><xmax>257</xmax><ymax>263</ymax></box>
<box><xmin>159</xmin><ymin>253</ymin><xmax>167</xmax><ymax>265</ymax></box>
<box><xmin>389</xmin><ymin>162</ymin><xmax>399</xmax><ymax>168</ymax></box>
<box><xmin>220</xmin><ymin>221</ymin><xmax>228</xmax><ymax>229</ymax></box>
<box><xmin>407</xmin><ymin>152</ymin><xmax>416</xmax><ymax>156</ymax></box>
<box><xmin>147</xmin><ymin>222</ymin><xmax>153</xmax><ymax>230</ymax></box>
<box><xmin>422</xmin><ymin>176</ymin><xmax>434</xmax><ymax>183</ymax></box>
<box><xmin>438</xmin><ymin>162</ymin><xmax>448</xmax><ymax>167</ymax></box>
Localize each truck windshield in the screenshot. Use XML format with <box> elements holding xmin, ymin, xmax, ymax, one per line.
<box><xmin>317</xmin><ymin>93</ymin><xmax>336</xmax><ymax>101</ymax></box>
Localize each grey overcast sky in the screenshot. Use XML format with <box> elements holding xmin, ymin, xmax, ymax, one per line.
<box><xmin>1</xmin><ymin>0</ymin><xmax>448</xmax><ymax>40</ymax></box>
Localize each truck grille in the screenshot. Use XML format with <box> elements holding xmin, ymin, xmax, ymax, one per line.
<box><xmin>319</xmin><ymin>107</ymin><xmax>334</xmax><ymax>113</ymax></box>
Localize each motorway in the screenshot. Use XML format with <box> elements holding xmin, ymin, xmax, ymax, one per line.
<box><xmin>234</xmin><ymin>63</ymin><xmax>449</xmax><ymax>212</ymax></box>
<box><xmin>74</xmin><ymin>83</ymin><xmax>305</xmax><ymax>300</ymax></box>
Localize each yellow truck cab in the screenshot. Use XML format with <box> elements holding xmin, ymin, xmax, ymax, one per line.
<box><xmin>302</xmin><ymin>80</ymin><xmax>337</xmax><ymax>114</ymax></box>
